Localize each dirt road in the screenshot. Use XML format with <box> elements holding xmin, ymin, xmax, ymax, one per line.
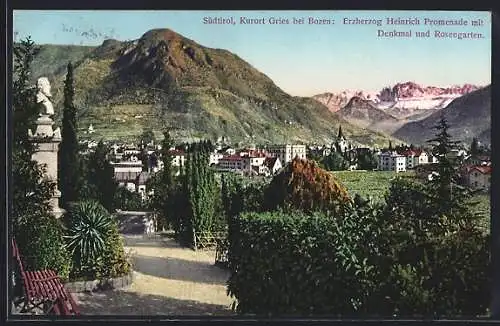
<box><xmin>74</xmin><ymin>235</ymin><xmax>235</xmax><ymax>316</ymax></box>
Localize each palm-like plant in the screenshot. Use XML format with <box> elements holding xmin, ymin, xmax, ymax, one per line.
<box><xmin>64</xmin><ymin>200</ymin><xmax>114</xmax><ymax>266</ymax></box>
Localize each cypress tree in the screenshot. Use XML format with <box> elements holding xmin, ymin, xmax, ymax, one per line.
<box><xmin>87</xmin><ymin>141</ymin><xmax>117</xmax><ymax>212</ymax></box>
<box><xmin>151</xmin><ymin>130</ymin><xmax>176</xmax><ymax>229</ymax></box>
<box><xmin>470</xmin><ymin>137</ymin><xmax>480</xmax><ymax>156</ymax></box>
<box><xmin>59</xmin><ymin>62</ymin><xmax>80</xmax><ymax>208</ymax></box>
<box><xmin>181</xmin><ymin>142</ymin><xmax>218</xmax><ymax>247</ymax></box>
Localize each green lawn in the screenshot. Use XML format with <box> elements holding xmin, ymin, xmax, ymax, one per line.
<box><xmin>331</xmin><ymin>170</ymin><xmax>415</xmax><ymax>202</ymax></box>
<box><xmin>331</xmin><ymin>170</ymin><xmax>490</xmax><ymax>232</ymax></box>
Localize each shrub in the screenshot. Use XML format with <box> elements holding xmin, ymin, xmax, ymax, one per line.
<box><xmin>113</xmin><ymin>186</ymin><xmax>145</xmax><ymax>211</ymax></box>
<box><xmin>64</xmin><ymin>200</ymin><xmax>130</xmax><ymax>280</ymax></box>
<box><xmin>374</xmin><ymin>174</ymin><xmax>491</xmax><ymax>317</ymax></box>
<box><xmin>64</xmin><ymin>200</ymin><xmax>114</xmax><ymax>267</ymax></box>
<box><xmin>221</xmin><ymin>173</ymin><xmax>266</xmax><ymax>220</ymax></box>
<box><xmin>95</xmin><ymin>219</ymin><xmax>131</xmax><ymax>278</ymax></box>
<box><xmin>263</xmin><ymin>158</ymin><xmax>351</xmax><ymax>216</ymax></box>
<box><xmin>380</xmin><ymin>228</ymin><xmax>490</xmax><ymax>317</ymax></box>
<box><xmin>227</xmin><ymin>205</ymin><xmax>383</xmax><ymax>316</ymax></box>
<box><xmin>15</xmin><ymin>214</ymin><xmax>72</xmax><ymax>281</ymax></box>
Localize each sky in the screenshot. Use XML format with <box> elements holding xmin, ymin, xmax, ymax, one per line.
<box><xmin>13</xmin><ymin>10</ymin><xmax>491</xmax><ymax>97</ymax></box>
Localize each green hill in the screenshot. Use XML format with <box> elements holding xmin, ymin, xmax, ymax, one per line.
<box><xmin>30</xmin><ymin>29</ymin><xmax>400</xmax><ymax>146</ymax></box>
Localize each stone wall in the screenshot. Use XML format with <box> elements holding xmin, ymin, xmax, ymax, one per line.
<box><xmin>64</xmin><ymin>272</ymin><xmax>134</xmax><ymax>293</ymax></box>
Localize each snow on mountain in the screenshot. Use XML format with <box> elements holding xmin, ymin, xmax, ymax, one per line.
<box><xmin>313</xmin><ymin>82</ymin><xmax>481</xmax><ymax>114</ymax></box>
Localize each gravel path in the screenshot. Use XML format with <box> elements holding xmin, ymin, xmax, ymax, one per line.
<box><xmin>74</xmin><ymin>235</ymin><xmax>235</xmax><ymax>316</ymax></box>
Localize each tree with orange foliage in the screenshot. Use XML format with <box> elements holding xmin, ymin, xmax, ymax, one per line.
<box><xmin>263</xmin><ymin>157</ymin><xmax>351</xmax><ymax>216</ymax></box>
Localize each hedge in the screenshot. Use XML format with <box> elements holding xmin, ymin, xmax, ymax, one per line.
<box><xmin>226</xmin><ymin>208</ymin><xmax>381</xmax><ymax>316</ymax></box>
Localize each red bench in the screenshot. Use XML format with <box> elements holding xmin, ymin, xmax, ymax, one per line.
<box><xmin>12</xmin><ymin>239</ymin><xmax>80</xmax><ymax>316</ymax></box>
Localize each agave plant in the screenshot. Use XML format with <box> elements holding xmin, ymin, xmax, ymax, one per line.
<box><xmin>64</xmin><ymin>200</ymin><xmax>114</xmax><ymax>265</ymax></box>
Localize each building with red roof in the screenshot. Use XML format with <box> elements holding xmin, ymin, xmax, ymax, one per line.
<box><xmin>464</xmin><ymin>165</ymin><xmax>492</xmax><ymax>190</ymax></box>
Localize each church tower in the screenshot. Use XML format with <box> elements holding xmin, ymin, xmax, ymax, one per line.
<box><xmin>336</xmin><ymin>125</ymin><xmax>348</xmax><ymax>153</ymax></box>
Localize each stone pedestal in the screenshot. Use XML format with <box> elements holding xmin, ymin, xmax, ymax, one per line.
<box><xmin>29</xmin><ymin>115</ymin><xmax>65</xmax><ymax>218</ymax></box>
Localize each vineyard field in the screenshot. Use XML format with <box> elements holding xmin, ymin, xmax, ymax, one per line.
<box><xmin>331</xmin><ymin>170</ymin><xmax>490</xmax><ymax>232</ymax></box>
<box><xmin>331</xmin><ymin>170</ymin><xmax>415</xmax><ymax>202</ymax></box>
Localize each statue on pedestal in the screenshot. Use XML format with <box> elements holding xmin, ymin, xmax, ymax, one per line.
<box><xmin>31</xmin><ymin>77</ymin><xmax>55</xmax><ymax>138</ymax></box>
<box><xmin>36</xmin><ymin>77</ymin><xmax>54</xmax><ymax>116</ymax></box>
<box><xmin>29</xmin><ymin>76</ymin><xmax>65</xmax><ymax>218</ymax></box>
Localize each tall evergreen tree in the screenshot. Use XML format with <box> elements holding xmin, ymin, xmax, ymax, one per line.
<box><xmin>87</xmin><ymin>141</ymin><xmax>117</xmax><ymax>211</ymax></box>
<box><xmin>322</xmin><ymin>151</ymin><xmax>349</xmax><ymax>171</ymax></box>
<box><xmin>149</xmin><ymin>130</ymin><xmax>176</xmax><ymax>229</ymax></box>
<box><xmin>59</xmin><ymin>62</ymin><xmax>80</xmax><ymax>208</ymax></box>
<box><xmin>138</xmin><ymin>128</ymin><xmax>155</xmax><ymax>149</ymax></box>
<box><xmin>425</xmin><ymin>115</ymin><xmax>479</xmax><ymax>227</ymax></box>
<box><xmin>179</xmin><ymin>142</ymin><xmax>218</xmax><ymax>247</ymax></box>
<box><xmin>470</xmin><ymin>137</ymin><xmax>480</xmax><ymax>156</ymax></box>
<box><xmin>357</xmin><ymin>150</ymin><xmax>378</xmax><ymax>170</ymax></box>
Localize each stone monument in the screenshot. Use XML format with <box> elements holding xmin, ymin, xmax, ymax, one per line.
<box><xmin>28</xmin><ymin>77</ymin><xmax>65</xmax><ymax>218</ymax></box>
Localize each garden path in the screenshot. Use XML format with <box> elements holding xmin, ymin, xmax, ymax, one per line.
<box><xmin>73</xmin><ymin>231</ymin><xmax>235</xmax><ymax>316</ymax></box>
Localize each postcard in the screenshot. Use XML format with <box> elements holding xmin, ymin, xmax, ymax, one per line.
<box><xmin>10</xmin><ymin>10</ymin><xmax>491</xmax><ymax>318</ymax></box>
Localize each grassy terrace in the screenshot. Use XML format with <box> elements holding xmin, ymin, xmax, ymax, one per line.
<box><xmin>332</xmin><ymin>170</ymin><xmax>490</xmax><ymax>232</ymax></box>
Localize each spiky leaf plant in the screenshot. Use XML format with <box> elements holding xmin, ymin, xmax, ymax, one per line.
<box><xmin>64</xmin><ymin>200</ymin><xmax>114</xmax><ymax>266</ymax></box>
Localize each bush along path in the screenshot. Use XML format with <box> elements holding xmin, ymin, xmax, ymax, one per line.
<box><xmin>73</xmin><ymin>234</ymin><xmax>235</xmax><ymax>316</ymax></box>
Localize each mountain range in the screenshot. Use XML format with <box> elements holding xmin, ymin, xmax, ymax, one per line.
<box><xmin>393</xmin><ymin>85</ymin><xmax>491</xmax><ymax>146</ymax></box>
<box><xmin>26</xmin><ymin>28</ymin><xmax>490</xmax><ymax>148</ymax></box>
<box><xmin>28</xmin><ymin>29</ymin><xmax>396</xmax><ymax>147</ymax></box>
<box><xmin>313</xmin><ymin>81</ymin><xmax>490</xmax><ymax>145</ymax></box>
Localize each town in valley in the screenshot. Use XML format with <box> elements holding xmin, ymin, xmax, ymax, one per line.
<box><xmin>11</xmin><ymin>10</ymin><xmax>492</xmax><ymax>318</ymax></box>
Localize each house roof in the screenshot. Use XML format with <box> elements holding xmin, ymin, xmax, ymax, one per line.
<box><xmin>264</xmin><ymin>157</ymin><xmax>279</xmax><ymax>168</ymax></box>
<box><xmin>469</xmin><ymin>165</ymin><xmax>492</xmax><ymax>175</ymax></box>
<box><xmin>167</xmin><ymin>149</ymin><xmax>185</xmax><ymax>156</ymax></box>
<box><xmin>397</xmin><ymin>149</ymin><xmax>424</xmax><ymax>156</ymax></box>
<box><xmin>115</xmin><ymin>171</ymin><xmax>142</xmax><ymax>182</ymax></box>
<box><xmin>220</xmin><ymin>155</ymin><xmax>244</xmax><ymax>161</ymax></box>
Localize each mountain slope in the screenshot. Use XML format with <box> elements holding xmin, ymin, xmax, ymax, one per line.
<box><xmin>42</xmin><ymin>28</ymin><xmax>396</xmax><ymax>146</ymax></box>
<box><xmin>393</xmin><ymin>85</ymin><xmax>491</xmax><ymax>145</ymax></box>
<box><xmin>29</xmin><ymin>44</ymin><xmax>96</xmax><ymax>82</ymax></box>
<box><xmin>313</xmin><ymin>90</ymin><xmax>378</xmax><ymax>113</ymax></box>
<box><xmin>338</xmin><ymin>96</ymin><xmax>401</xmax><ymax>134</ymax></box>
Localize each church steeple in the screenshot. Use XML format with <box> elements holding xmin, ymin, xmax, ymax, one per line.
<box><xmin>337</xmin><ymin>125</ymin><xmax>344</xmax><ymax>140</ymax></box>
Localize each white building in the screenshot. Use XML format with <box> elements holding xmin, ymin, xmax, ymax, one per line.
<box><xmin>218</xmin><ymin>155</ymin><xmax>245</xmax><ymax>171</ymax></box>
<box><xmin>112</xmin><ymin>161</ymin><xmax>144</xmax><ymax>190</ymax></box>
<box><xmin>112</xmin><ymin>161</ymin><xmax>143</xmax><ymax>174</ymax></box>
<box><xmin>241</xmin><ymin>153</ymin><xmax>267</xmax><ymax>172</ymax></box>
<box><xmin>400</xmin><ymin>149</ymin><xmax>425</xmax><ymax>169</ymax></box>
<box><xmin>267</xmin><ymin>144</ymin><xmax>307</xmax><ymax>165</ymax></box>
<box><xmin>209</xmin><ymin>152</ymin><xmax>224</xmax><ymax>166</ymax></box>
<box><xmin>418</xmin><ymin>151</ymin><xmax>429</xmax><ymax>164</ymax></box>
<box><xmin>378</xmin><ymin>151</ymin><xmax>406</xmax><ymax>172</ymax></box>
<box><xmin>168</xmin><ymin>149</ymin><xmax>186</xmax><ymax>168</ymax></box>
<box><xmin>465</xmin><ymin>165</ymin><xmax>491</xmax><ymax>190</ymax></box>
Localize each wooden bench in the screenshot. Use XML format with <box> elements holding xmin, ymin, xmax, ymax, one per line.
<box><xmin>12</xmin><ymin>239</ymin><xmax>80</xmax><ymax>316</ymax></box>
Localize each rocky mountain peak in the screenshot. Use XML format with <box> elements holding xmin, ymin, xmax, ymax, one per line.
<box><xmin>390</xmin><ymin>81</ymin><xmax>480</xmax><ymax>100</ymax></box>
